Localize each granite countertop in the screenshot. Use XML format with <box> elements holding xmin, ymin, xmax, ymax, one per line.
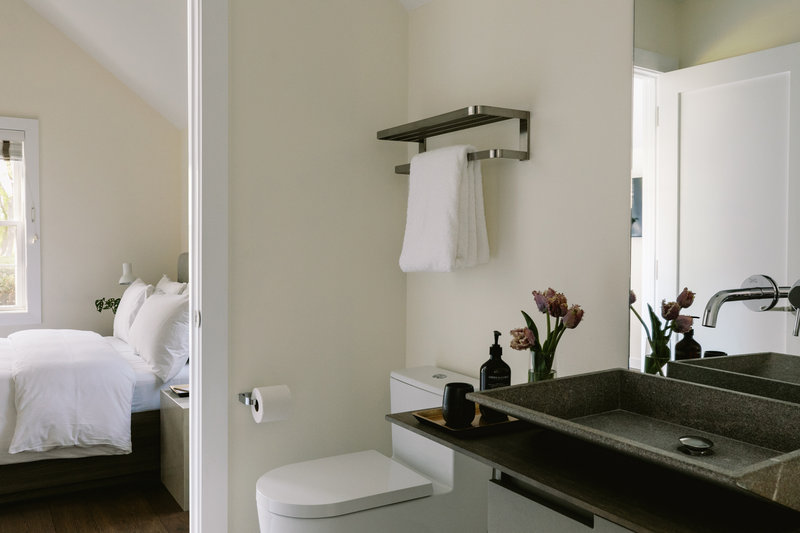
<box><xmin>386</xmin><ymin>411</ymin><xmax>800</xmax><ymax>533</ymax></box>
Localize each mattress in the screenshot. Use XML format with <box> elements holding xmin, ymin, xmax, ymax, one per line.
<box><xmin>0</xmin><ymin>336</ymin><xmax>189</xmax><ymax>465</ymax></box>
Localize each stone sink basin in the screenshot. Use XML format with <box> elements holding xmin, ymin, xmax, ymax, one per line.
<box><xmin>667</xmin><ymin>352</ymin><xmax>800</xmax><ymax>404</ymax></box>
<box><xmin>467</xmin><ymin>369</ymin><xmax>800</xmax><ymax>511</ymax></box>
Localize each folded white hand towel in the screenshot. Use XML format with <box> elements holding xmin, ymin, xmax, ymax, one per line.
<box><xmin>399</xmin><ymin>145</ymin><xmax>489</xmax><ymax>272</ymax></box>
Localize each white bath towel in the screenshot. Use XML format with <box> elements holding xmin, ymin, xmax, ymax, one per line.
<box><xmin>399</xmin><ymin>145</ymin><xmax>489</xmax><ymax>272</ymax></box>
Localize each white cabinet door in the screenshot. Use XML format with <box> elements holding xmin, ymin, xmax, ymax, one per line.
<box><xmin>656</xmin><ymin>42</ymin><xmax>800</xmax><ymax>355</ymax></box>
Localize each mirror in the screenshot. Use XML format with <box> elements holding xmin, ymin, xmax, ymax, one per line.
<box><xmin>630</xmin><ymin>0</ymin><xmax>800</xmax><ymax>370</ymax></box>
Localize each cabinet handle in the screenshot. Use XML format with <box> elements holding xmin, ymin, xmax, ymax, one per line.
<box><xmin>492</xmin><ymin>475</ymin><xmax>595</xmax><ymax>529</ymax></box>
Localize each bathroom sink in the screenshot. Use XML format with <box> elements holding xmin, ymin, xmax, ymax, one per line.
<box><xmin>467</xmin><ymin>369</ymin><xmax>800</xmax><ymax>511</ymax></box>
<box><xmin>667</xmin><ymin>352</ymin><xmax>800</xmax><ymax>404</ymax></box>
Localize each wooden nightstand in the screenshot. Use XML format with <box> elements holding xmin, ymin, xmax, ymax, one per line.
<box><xmin>160</xmin><ymin>388</ymin><xmax>189</xmax><ymax>510</ymax></box>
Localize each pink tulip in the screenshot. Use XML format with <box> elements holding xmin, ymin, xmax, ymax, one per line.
<box><xmin>510</xmin><ymin>328</ymin><xmax>534</xmax><ymax>350</ymax></box>
<box><xmin>563</xmin><ymin>305</ymin><xmax>584</xmax><ymax>329</ymax></box>
<box><xmin>673</xmin><ymin>315</ymin><xmax>693</xmax><ymax>334</ymax></box>
<box><xmin>532</xmin><ymin>290</ymin><xmax>548</xmax><ymax>313</ymax></box>
<box><xmin>548</xmin><ymin>291</ymin><xmax>569</xmax><ymax>318</ymax></box>
<box><xmin>661</xmin><ymin>300</ymin><xmax>680</xmax><ymax>321</ymax></box>
<box><xmin>676</xmin><ymin>287</ymin><xmax>695</xmax><ymax>309</ymax></box>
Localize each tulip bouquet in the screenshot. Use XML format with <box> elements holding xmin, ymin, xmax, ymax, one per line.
<box><xmin>510</xmin><ymin>288</ymin><xmax>584</xmax><ymax>382</ymax></box>
<box><xmin>629</xmin><ymin>288</ymin><xmax>695</xmax><ymax>375</ymax></box>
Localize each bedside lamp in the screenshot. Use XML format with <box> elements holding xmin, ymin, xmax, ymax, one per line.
<box><xmin>119</xmin><ymin>262</ymin><xmax>135</xmax><ymax>285</ymax></box>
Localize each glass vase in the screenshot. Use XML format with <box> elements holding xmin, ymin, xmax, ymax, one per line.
<box><xmin>530</xmin><ymin>369</ymin><xmax>556</xmax><ymax>382</ymax></box>
<box><xmin>643</xmin><ymin>343</ymin><xmax>671</xmax><ymax>376</ymax></box>
<box><xmin>528</xmin><ymin>350</ymin><xmax>556</xmax><ymax>382</ymax></box>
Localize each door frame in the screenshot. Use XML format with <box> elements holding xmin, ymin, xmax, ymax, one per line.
<box><xmin>189</xmin><ymin>0</ymin><xmax>229</xmax><ymax>531</ymax></box>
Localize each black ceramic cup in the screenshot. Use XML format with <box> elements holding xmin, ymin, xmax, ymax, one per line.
<box><xmin>442</xmin><ymin>382</ymin><xmax>476</xmax><ymax>428</ymax></box>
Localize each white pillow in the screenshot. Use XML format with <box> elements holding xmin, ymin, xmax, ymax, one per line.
<box><xmin>154</xmin><ymin>274</ymin><xmax>187</xmax><ymax>295</ymax></box>
<box><xmin>113</xmin><ymin>279</ymin><xmax>154</xmax><ymax>343</ymax></box>
<box><xmin>129</xmin><ymin>293</ymin><xmax>190</xmax><ymax>382</ymax></box>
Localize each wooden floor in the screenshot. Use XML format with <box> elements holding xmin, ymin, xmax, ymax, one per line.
<box><xmin>0</xmin><ymin>482</ymin><xmax>189</xmax><ymax>533</ymax></box>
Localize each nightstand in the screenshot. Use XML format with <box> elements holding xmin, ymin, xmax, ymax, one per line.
<box><xmin>160</xmin><ymin>388</ymin><xmax>189</xmax><ymax>510</ymax></box>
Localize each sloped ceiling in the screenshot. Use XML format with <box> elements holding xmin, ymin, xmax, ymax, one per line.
<box><xmin>22</xmin><ymin>0</ymin><xmax>431</xmax><ymax>130</ymax></box>
<box><xmin>23</xmin><ymin>0</ymin><xmax>187</xmax><ymax>129</ymax></box>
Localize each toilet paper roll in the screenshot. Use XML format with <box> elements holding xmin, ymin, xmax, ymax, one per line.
<box><xmin>251</xmin><ymin>385</ymin><xmax>292</xmax><ymax>423</ymax></box>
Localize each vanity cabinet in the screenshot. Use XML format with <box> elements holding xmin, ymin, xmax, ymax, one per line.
<box><xmin>386</xmin><ymin>411</ymin><xmax>800</xmax><ymax>533</ymax></box>
<box><xmin>488</xmin><ymin>477</ymin><xmax>631</xmax><ymax>533</ymax></box>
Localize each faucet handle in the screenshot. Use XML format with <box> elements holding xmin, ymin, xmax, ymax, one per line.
<box><xmin>790</xmin><ymin>281</ymin><xmax>800</xmax><ymax>336</ymax></box>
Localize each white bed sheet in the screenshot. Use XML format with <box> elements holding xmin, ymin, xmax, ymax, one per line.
<box><xmin>0</xmin><ymin>335</ymin><xmax>189</xmax><ymax>465</ymax></box>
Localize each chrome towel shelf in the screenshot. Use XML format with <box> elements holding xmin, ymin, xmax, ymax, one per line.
<box><xmin>377</xmin><ymin>105</ymin><xmax>530</xmax><ymax>175</ymax></box>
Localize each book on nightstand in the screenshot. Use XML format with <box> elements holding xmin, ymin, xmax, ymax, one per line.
<box><xmin>170</xmin><ymin>384</ymin><xmax>189</xmax><ymax>397</ymax></box>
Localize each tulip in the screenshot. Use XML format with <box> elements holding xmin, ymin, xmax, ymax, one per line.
<box><xmin>661</xmin><ymin>300</ymin><xmax>680</xmax><ymax>321</ymax></box>
<box><xmin>677</xmin><ymin>287</ymin><xmax>695</xmax><ymax>309</ymax></box>
<box><xmin>510</xmin><ymin>328</ymin><xmax>533</xmax><ymax>350</ymax></box>
<box><xmin>630</xmin><ymin>290</ymin><xmax>636</xmax><ymax>305</ymax></box>
<box><xmin>532</xmin><ymin>290</ymin><xmax>548</xmax><ymax>313</ymax></box>
<box><xmin>547</xmin><ymin>291</ymin><xmax>569</xmax><ymax>318</ymax></box>
<box><xmin>563</xmin><ymin>305</ymin><xmax>584</xmax><ymax>329</ymax></box>
<box><xmin>672</xmin><ymin>315</ymin><xmax>693</xmax><ymax>334</ymax></box>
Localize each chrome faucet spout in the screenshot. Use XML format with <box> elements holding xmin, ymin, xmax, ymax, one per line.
<box><xmin>702</xmin><ymin>287</ymin><xmax>775</xmax><ymax>327</ymax></box>
<box><xmin>701</xmin><ymin>274</ymin><xmax>782</xmax><ymax>328</ymax></box>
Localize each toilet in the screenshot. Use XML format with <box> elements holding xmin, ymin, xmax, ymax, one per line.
<box><xmin>256</xmin><ymin>366</ymin><xmax>491</xmax><ymax>532</ymax></box>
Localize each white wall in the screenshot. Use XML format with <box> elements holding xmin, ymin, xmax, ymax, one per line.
<box><xmin>227</xmin><ymin>1</ymin><xmax>409</xmax><ymax>530</ymax></box>
<box><xmin>0</xmin><ymin>0</ymin><xmax>184</xmax><ymax>337</ymax></box>
<box><xmin>405</xmin><ymin>0</ymin><xmax>634</xmax><ymax>381</ymax></box>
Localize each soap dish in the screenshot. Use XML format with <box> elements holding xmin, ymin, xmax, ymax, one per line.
<box><xmin>412</xmin><ymin>406</ymin><xmax>524</xmax><ymax>437</ymax></box>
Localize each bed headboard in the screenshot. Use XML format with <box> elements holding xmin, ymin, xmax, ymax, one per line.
<box><xmin>177</xmin><ymin>252</ymin><xmax>189</xmax><ymax>284</ymax></box>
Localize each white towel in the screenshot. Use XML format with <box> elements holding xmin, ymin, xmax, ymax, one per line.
<box><xmin>399</xmin><ymin>145</ymin><xmax>489</xmax><ymax>272</ymax></box>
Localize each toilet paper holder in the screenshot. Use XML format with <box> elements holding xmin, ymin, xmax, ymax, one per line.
<box><xmin>238</xmin><ymin>392</ymin><xmax>256</xmax><ymax>407</ymax></box>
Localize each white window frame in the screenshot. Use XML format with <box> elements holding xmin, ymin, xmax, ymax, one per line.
<box><xmin>0</xmin><ymin>117</ymin><xmax>40</xmax><ymax>325</ymax></box>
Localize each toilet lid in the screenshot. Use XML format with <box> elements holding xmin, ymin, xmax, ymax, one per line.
<box><xmin>256</xmin><ymin>450</ymin><xmax>433</xmax><ymax>519</ymax></box>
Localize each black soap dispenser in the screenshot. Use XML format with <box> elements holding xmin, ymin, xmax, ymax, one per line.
<box><xmin>480</xmin><ymin>331</ymin><xmax>511</xmax><ymax>422</ymax></box>
<box><xmin>675</xmin><ymin>328</ymin><xmax>702</xmax><ymax>360</ymax></box>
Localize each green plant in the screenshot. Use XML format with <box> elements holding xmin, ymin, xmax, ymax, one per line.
<box><xmin>95</xmin><ymin>297</ymin><xmax>121</xmax><ymax>314</ymax></box>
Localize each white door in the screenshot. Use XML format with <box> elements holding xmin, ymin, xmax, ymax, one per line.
<box><xmin>656</xmin><ymin>42</ymin><xmax>800</xmax><ymax>356</ymax></box>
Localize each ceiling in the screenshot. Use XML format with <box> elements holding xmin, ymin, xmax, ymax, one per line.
<box><xmin>23</xmin><ymin>0</ymin><xmax>432</xmax><ymax>130</ymax></box>
<box><xmin>23</xmin><ymin>0</ymin><xmax>187</xmax><ymax>129</ymax></box>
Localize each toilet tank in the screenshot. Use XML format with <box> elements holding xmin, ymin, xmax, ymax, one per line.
<box><xmin>389</xmin><ymin>366</ymin><xmax>478</xmax><ymax>412</ymax></box>
<box><xmin>389</xmin><ymin>366</ymin><xmax>478</xmax><ymax>486</ymax></box>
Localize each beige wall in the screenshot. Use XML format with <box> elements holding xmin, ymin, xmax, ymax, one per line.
<box><xmin>635</xmin><ymin>0</ymin><xmax>680</xmax><ymax>63</ymax></box>
<box><xmin>635</xmin><ymin>0</ymin><xmax>800</xmax><ymax>69</ymax></box>
<box><xmin>227</xmin><ymin>0</ymin><xmax>408</xmax><ymax>529</ymax></box>
<box><xmin>405</xmin><ymin>0</ymin><xmax>634</xmax><ymax>381</ymax></box>
<box><xmin>680</xmin><ymin>0</ymin><xmax>800</xmax><ymax>67</ymax></box>
<box><xmin>0</xmin><ymin>0</ymin><xmax>184</xmax><ymax>337</ymax></box>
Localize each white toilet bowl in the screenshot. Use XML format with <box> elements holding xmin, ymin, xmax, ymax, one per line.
<box><xmin>255</xmin><ymin>366</ymin><xmax>490</xmax><ymax>533</ymax></box>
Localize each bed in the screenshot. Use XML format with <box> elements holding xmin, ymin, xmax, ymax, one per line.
<box><xmin>0</xmin><ymin>256</ymin><xmax>189</xmax><ymax>503</ymax></box>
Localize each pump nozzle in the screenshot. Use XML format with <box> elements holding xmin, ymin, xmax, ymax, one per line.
<box><xmin>490</xmin><ymin>331</ymin><xmax>502</xmax><ymax>356</ymax></box>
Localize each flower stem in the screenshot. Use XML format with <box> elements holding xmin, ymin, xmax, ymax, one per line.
<box><xmin>629</xmin><ymin>305</ymin><xmax>653</xmax><ymax>345</ymax></box>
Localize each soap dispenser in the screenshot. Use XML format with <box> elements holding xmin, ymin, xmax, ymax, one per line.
<box><xmin>675</xmin><ymin>328</ymin><xmax>702</xmax><ymax>360</ymax></box>
<box><xmin>480</xmin><ymin>331</ymin><xmax>511</xmax><ymax>423</ymax></box>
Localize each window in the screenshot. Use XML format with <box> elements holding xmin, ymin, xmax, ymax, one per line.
<box><xmin>0</xmin><ymin>117</ymin><xmax>40</xmax><ymax>325</ymax></box>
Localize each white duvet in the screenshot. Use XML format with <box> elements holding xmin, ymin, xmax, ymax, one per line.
<box><xmin>8</xmin><ymin>329</ymin><xmax>135</xmax><ymax>454</ymax></box>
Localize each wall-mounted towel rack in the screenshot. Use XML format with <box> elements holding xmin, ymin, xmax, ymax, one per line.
<box><xmin>377</xmin><ymin>105</ymin><xmax>530</xmax><ymax>174</ymax></box>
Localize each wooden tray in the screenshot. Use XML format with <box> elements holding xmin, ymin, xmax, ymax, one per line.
<box><xmin>412</xmin><ymin>405</ymin><xmax>523</xmax><ymax>437</ymax></box>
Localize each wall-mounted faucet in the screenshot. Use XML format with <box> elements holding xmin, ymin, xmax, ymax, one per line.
<box><xmin>702</xmin><ymin>274</ymin><xmax>800</xmax><ymax>336</ymax></box>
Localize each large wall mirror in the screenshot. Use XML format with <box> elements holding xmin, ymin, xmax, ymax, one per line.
<box><xmin>630</xmin><ymin>0</ymin><xmax>800</xmax><ymax>371</ymax></box>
